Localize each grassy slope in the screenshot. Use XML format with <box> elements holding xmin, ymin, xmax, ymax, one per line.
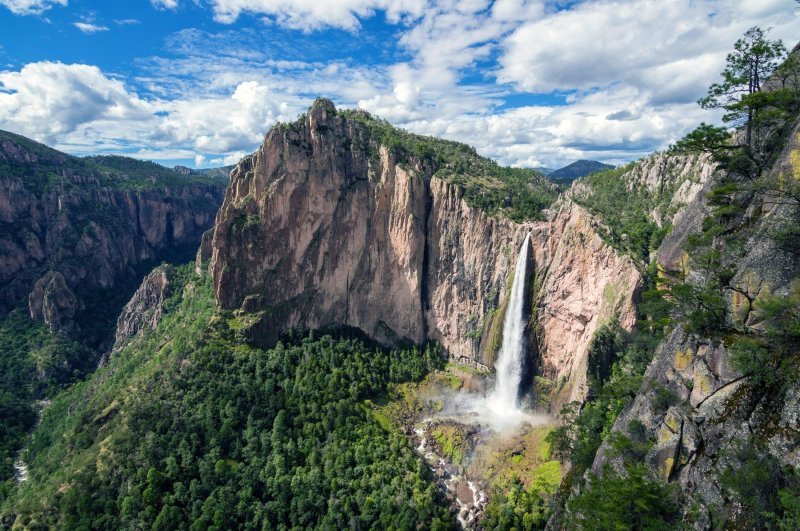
<box><xmin>339</xmin><ymin>109</ymin><xmax>561</xmax><ymax>222</ymax></box>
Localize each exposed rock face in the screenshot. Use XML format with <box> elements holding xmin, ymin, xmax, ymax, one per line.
<box><xmin>114</xmin><ymin>265</ymin><xmax>173</xmax><ymax>346</ymax></box>
<box><xmin>28</xmin><ymin>271</ymin><xmax>78</xmax><ymax>333</ymax></box>
<box><xmin>207</xmin><ymin>99</ymin><xmax>644</xmax><ymax>408</ymax></box>
<box><xmin>0</xmin><ymin>134</ymin><xmax>226</xmax><ymax>334</ymax></box>
<box><xmin>210</xmin><ymin>99</ymin><xmax>525</xmax><ymax>351</ymax></box>
<box><xmin>532</xmin><ymin>202</ymin><xmax>641</xmax><ymax>409</ymax></box>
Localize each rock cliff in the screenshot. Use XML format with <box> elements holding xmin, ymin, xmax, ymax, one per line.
<box><xmin>206</xmin><ymin>99</ymin><xmax>643</xmax><ymax>409</ymax></box>
<box><xmin>583</xmin><ymin>112</ymin><xmax>800</xmax><ymax>527</ymax></box>
<box><xmin>0</xmin><ymin>130</ymin><xmax>226</xmax><ymax>338</ymax></box>
<box><xmin>113</xmin><ymin>264</ymin><xmax>174</xmax><ymax>346</ymax></box>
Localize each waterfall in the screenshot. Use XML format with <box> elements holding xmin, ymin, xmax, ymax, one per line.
<box><xmin>489</xmin><ymin>233</ymin><xmax>531</xmax><ymax>415</ymax></box>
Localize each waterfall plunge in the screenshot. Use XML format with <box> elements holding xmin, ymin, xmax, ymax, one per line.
<box><xmin>421</xmin><ymin>232</ymin><xmax>546</xmax><ymax>432</ymax></box>
<box><xmin>488</xmin><ymin>233</ymin><xmax>531</xmax><ymax>417</ymax></box>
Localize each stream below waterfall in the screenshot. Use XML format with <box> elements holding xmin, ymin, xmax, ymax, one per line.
<box><xmin>13</xmin><ymin>399</ymin><xmax>50</xmax><ymax>484</ymax></box>
<box><xmin>412</xmin><ymin>420</ymin><xmax>489</xmax><ymax>529</ymax></box>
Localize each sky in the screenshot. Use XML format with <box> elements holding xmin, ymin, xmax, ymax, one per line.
<box><xmin>0</xmin><ymin>0</ymin><xmax>799</xmax><ymax>170</ymax></box>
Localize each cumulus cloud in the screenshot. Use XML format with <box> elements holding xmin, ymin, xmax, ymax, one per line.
<box><xmin>0</xmin><ymin>62</ymin><xmax>152</xmax><ymax>144</ymax></box>
<box><xmin>4</xmin><ymin>0</ymin><xmax>800</xmax><ymax>169</ymax></box>
<box><xmin>0</xmin><ymin>61</ymin><xmax>299</xmax><ymax>164</ymax></box>
<box><xmin>209</xmin><ymin>0</ymin><xmax>428</xmax><ymax>30</ymax></box>
<box><xmin>497</xmin><ymin>0</ymin><xmax>800</xmax><ymax>101</ymax></box>
<box><xmin>208</xmin><ymin>151</ymin><xmax>247</xmax><ymax>166</ymax></box>
<box><xmin>397</xmin><ymin>83</ymin><xmax>714</xmax><ymax>169</ymax></box>
<box><xmin>0</xmin><ymin>0</ymin><xmax>66</xmax><ymax>15</ymax></box>
<box><xmin>157</xmin><ymin>81</ymin><xmax>289</xmax><ymax>152</ymax></box>
<box><xmin>74</xmin><ymin>22</ymin><xmax>109</xmax><ymax>33</ymax></box>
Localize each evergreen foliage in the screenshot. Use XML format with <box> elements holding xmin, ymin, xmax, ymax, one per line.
<box><xmin>0</xmin><ymin>309</ymin><xmax>93</xmax><ymax>494</ymax></box>
<box><xmin>3</xmin><ymin>267</ymin><xmax>452</xmax><ymax>529</ymax></box>
<box><xmin>564</xmin><ymin>464</ymin><xmax>680</xmax><ymax>530</ymax></box>
<box><xmin>573</xmin><ymin>164</ymin><xmax>676</xmax><ymax>264</ymax></box>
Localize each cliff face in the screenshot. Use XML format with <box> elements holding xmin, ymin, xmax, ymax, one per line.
<box><xmin>0</xmin><ymin>132</ymin><xmax>226</xmax><ymax>335</ymax></box>
<box><xmin>207</xmin><ymin>99</ymin><xmax>643</xmax><ymax>409</ymax></box>
<box><xmin>532</xmin><ymin>202</ymin><xmax>641</xmax><ymax>409</ymax></box>
<box><xmin>586</xmin><ymin>116</ymin><xmax>800</xmax><ymax>526</ymax></box>
<box><xmin>210</xmin><ymin>99</ymin><xmax>527</xmax><ymax>353</ymax></box>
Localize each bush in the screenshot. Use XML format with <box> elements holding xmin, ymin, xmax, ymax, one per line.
<box><xmin>730</xmin><ymin>283</ymin><xmax>800</xmax><ymax>392</ymax></box>
<box><xmin>565</xmin><ymin>464</ymin><xmax>680</xmax><ymax>530</ymax></box>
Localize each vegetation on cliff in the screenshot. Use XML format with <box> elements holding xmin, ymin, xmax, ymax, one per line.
<box><xmin>573</xmin><ymin>163</ymin><xmax>677</xmax><ymax>263</ymax></box>
<box><xmin>338</xmin><ymin>108</ymin><xmax>559</xmax><ymax>222</ymax></box>
<box><xmin>552</xmin><ymin>30</ymin><xmax>800</xmax><ymax>529</ymax></box>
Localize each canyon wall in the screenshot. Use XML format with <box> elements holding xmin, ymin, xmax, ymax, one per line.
<box><xmin>588</xmin><ymin>117</ymin><xmax>800</xmax><ymax>526</ymax></box>
<box><xmin>0</xmin><ymin>132</ymin><xmax>226</xmax><ymax>334</ymax></box>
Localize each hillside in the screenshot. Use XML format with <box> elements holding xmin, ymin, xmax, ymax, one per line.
<box><xmin>2</xmin><ymin>266</ymin><xmax>452</xmax><ymax>529</ymax></box>
<box><xmin>547</xmin><ymin>63</ymin><xmax>800</xmax><ymax>526</ymax></box>
<box><xmin>548</xmin><ymin>159</ymin><xmax>614</xmax><ymax>182</ymax></box>
<box><xmin>0</xmin><ymin>131</ymin><xmax>227</xmax><ymax>497</ymax></box>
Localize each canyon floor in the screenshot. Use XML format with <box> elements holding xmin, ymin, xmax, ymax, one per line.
<box><xmin>364</xmin><ymin>363</ymin><xmax>562</xmax><ymax>528</ymax></box>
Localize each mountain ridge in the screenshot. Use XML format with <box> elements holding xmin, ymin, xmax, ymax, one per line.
<box><xmin>549</xmin><ymin>159</ymin><xmax>614</xmax><ymax>182</ymax></box>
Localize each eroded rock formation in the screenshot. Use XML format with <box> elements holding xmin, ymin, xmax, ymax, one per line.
<box><xmin>114</xmin><ymin>264</ymin><xmax>174</xmax><ymax>346</ymax></box>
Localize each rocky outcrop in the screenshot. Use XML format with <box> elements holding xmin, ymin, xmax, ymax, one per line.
<box><xmin>206</xmin><ymin>99</ymin><xmax>645</xmax><ymax>409</ymax></box>
<box><xmin>210</xmin><ymin>99</ymin><xmax>526</xmax><ymax>351</ymax></box>
<box><xmin>28</xmin><ymin>271</ymin><xmax>78</xmax><ymax>333</ymax></box>
<box><xmin>0</xmin><ymin>132</ymin><xmax>226</xmax><ymax>336</ymax></box>
<box><xmin>113</xmin><ymin>265</ymin><xmax>173</xmax><ymax>346</ymax></box>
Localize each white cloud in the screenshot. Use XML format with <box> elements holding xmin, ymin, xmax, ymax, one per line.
<box><xmin>152</xmin><ymin>0</ymin><xmax>178</xmax><ymax>10</ymax></box>
<box><xmin>0</xmin><ymin>0</ymin><xmax>65</xmax><ymax>15</ymax></box>
<box><xmin>497</xmin><ymin>0</ymin><xmax>800</xmax><ymax>102</ymax></box>
<box><xmin>0</xmin><ymin>62</ymin><xmax>152</xmax><ymax>144</ymax></box>
<box><xmin>209</xmin><ymin>151</ymin><xmax>247</xmax><ymax>166</ymax></box>
<box><xmin>74</xmin><ymin>22</ymin><xmax>109</xmax><ymax>33</ymax></box>
<box><xmin>4</xmin><ymin>0</ymin><xmax>800</xmax><ymax>170</ymax></box>
<box><xmin>114</xmin><ymin>18</ymin><xmax>141</xmax><ymax>25</ymax></box>
<box><xmin>157</xmin><ymin>81</ymin><xmax>290</xmax><ymax>153</ymax></box>
<box><xmin>394</xmin><ymin>83</ymin><xmax>716</xmax><ymax>169</ymax></box>
<box><xmin>209</xmin><ymin>0</ymin><xmax>428</xmax><ymax>30</ymax></box>
<box><xmin>0</xmin><ymin>61</ymin><xmax>299</xmax><ymax>163</ymax></box>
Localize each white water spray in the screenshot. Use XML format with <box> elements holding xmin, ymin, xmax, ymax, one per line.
<box><xmin>488</xmin><ymin>233</ymin><xmax>531</xmax><ymax>417</ymax></box>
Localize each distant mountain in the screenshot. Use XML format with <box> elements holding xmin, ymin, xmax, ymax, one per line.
<box><xmin>195</xmin><ymin>164</ymin><xmax>236</xmax><ymax>180</ymax></box>
<box><xmin>549</xmin><ymin>159</ymin><xmax>614</xmax><ymax>182</ymax></box>
<box><xmin>536</xmin><ymin>167</ymin><xmax>554</xmax><ymax>176</ymax></box>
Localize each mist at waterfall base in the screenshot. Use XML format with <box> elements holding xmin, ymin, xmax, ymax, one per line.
<box><xmin>435</xmin><ymin>233</ymin><xmax>549</xmax><ymax>433</ymax></box>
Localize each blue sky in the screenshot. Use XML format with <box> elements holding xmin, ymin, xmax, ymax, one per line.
<box><xmin>1</xmin><ymin>0</ymin><xmax>799</xmax><ymax>169</ymax></box>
